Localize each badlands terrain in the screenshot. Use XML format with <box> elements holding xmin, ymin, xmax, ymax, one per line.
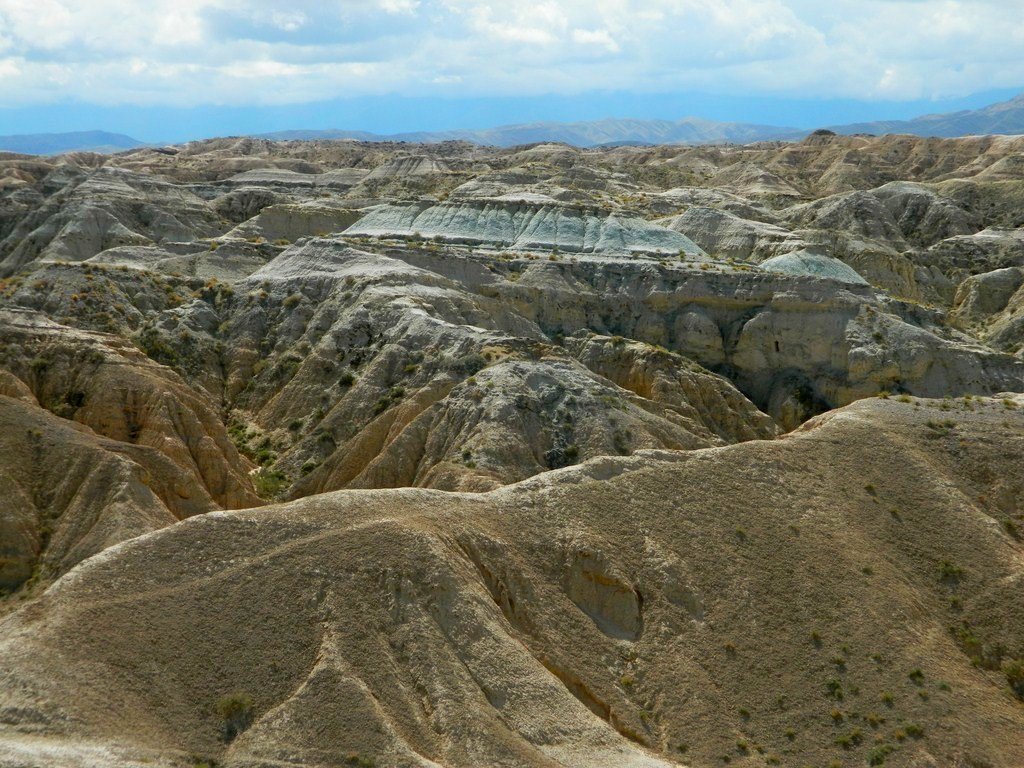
<box><xmin>0</xmin><ymin>132</ymin><xmax>1022</xmax><ymax>767</ymax></box>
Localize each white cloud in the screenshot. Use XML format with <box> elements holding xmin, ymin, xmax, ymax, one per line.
<box><xmin>0</xmin><ymin>57</ymin><xmax>22</xmax><ymax>78</ymax></box>
<box><xmin>462</xmin><ymin>3</ymin><xmax>566</xmax><ymax>45</ymax></box>
<box><xmin>572</xmin><ymin>29</ymin><xmax>619</xmax><ymax>53</ymax></box>
<box><xmin>0</xmin><ymin>0</ymin><xmax>1019</xmax><ymax>107</ymax></box>
<box><xmin>379</xmin><ymin>0</ymin><xmax>420</xmax><ymax>13</ymax></box>
<box><xmin>221</xmin><ymin>60</ymin><xmax>307</xmax><ymax>79</ymax></box>
<box><xmin>0</xmin><ymin>0</ymin><xmax>75</xmax><ymax>50</ymax></box>
<box><xmin>270</xmin><ymin>11</ymin><xmax>307</xmax><ymax>32</ymax></box>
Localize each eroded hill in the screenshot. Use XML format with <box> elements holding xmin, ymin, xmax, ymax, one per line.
<box><xmin>1</xmin><ymin>397</ymin><xmax>1022</xmax><ymax>768</ymax></box>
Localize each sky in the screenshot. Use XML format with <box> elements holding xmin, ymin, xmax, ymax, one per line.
<box><xmin>0</xmin><ymin>0</ymin><xmax>1022</xmax><ymax>141</ymax></box>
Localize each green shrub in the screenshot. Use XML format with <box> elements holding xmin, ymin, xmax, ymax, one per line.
<box><xmin>867</xmin><ymin>744</ymin><xmax>894</xmax><ymax>765</ymax></box>
<box><xmin>834</xmin><ymin>728</ymin><xmax>863</xmax><ymax>749</ymax></box>
<box><xmin>904</xmin><ymin>723</ymin><xmax>924</xmax><ymax>739</ymax></box>
<box><xmin>136</xmin><ymin>327</ymin><xmax>179</xmax><ymax>368</ymax></box>
<box><xmin>254</xmin><ymin>448</ymin><xmax>275</xmax><ymax>466</ymax></box>
<box><xmin>344</xmin><ymin>754</ymin><xmax>375</xmax><ymax>767</ymax></box>
<box><xmin>938</xmin><ymin>561</ymin><xmax>964</xmax><ymax>583</ymax></box>
<box><xmin>449</xmin><ymin>352</ymin><xmax>486</xmax><ymax>375</ymax></box>
<box><xmin>1003</xmin><ymin>658</ymin><xmax>1024</xmax><ymax>698</ymax></box>
<box><xmin>216</xmin><ymin>693</ymin><xmax>253</xmax><ymax>743</ymax></box>
<box><xmin>253</xmin><ymin>470</ymin><xmax>288</xmax><ymax>498</ymax></box>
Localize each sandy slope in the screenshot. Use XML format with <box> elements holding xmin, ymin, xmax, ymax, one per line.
<box><xmin>1</xmin><ymin>396</ymin><xmax>1021</xmax><ymax>768</ymax></box>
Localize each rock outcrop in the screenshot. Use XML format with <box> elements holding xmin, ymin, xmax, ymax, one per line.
<box><xmin>0</xmin><ymin>166</ymin><xmax>223</xmax><ymax>275</ymax></box>
<box><xmin>0</xmin><ymin>395</ymin><xmax>186</xmax><ymax>595</ymax></box>
<box><xmin>203</xmin><ymin>243</ymin><xmax>778</xmax><ymax>496</ymax></box>
<box><xmin>0</xmin><ymin>309</ymin><xmax>259</xmax><ymax>510</ymax></box>
<box><xmin>952</xmin><ymin>267</ymin><xmax>1024</xmax><ymax>354</ymax></box>
<box><xmin>760</xmin><ymin>250</ymin><xmax>869</xmax><ymax>285</ymax></box>
<box><xmin>346</xmin><ymin>199</ymin><xmax>708</xmax><ymax>257</ymax></box>
<box><xmin>225</xmin><ymin>202</ymin><xmax>361</xmax><ymax>243</ymax></box>
<box><xmin>659</xmin><ymin>206</ymin><xmax>804</xmax><ymax>262</ymax></box>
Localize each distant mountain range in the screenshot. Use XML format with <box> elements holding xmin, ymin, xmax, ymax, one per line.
<box><xmin>0</xmin><ymin>130</ymin><xmax>144</xmax><ymax>155</ymax></box>
<box><xmin>825</xmin><ymin>92</ymin><xmax>1024</xmax><ymax>138</ymax></box>
<box><xmin>260</xmin><ymin>117</ymin><xmax>802</xmax><ymax>147</ymax></box>
<box><xmin>261</xmin><ymin>92</ymin><xmax>1024</xmax><ymax>148</ymax></box>
<box><xmin>2</xmin><ymin>93</ymin><xmax>1023</xmax><ymax>155</ymax></box>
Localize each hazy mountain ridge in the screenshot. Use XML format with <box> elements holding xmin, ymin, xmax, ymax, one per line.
<box><xmin>830</xmin><ymin>93</ymin><xmax>1024</xmax><ymax>138</ymax></box>
<box><xmin>259</xmin><ymin>92</ymin><xmax>1024</xmax><ymax>147</ymax></box>
<box><xmin>258</xmin><ymin>117</ymin><xmax>802</xmax><ymax>147</ymax></box>
<box><xmin>331</xmin><ymin>116</ymin><xmax>799</xmax><ymax>147</ymax></box>
<box><xmin>3</xmin><ymin>92</ymin><xmax>1023</xmax><ymax>155</ymax></box>
<box><xmin>0</xmin><ymin>130</ymin><xmax>144</xmax><ymax>155</ymax></box>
